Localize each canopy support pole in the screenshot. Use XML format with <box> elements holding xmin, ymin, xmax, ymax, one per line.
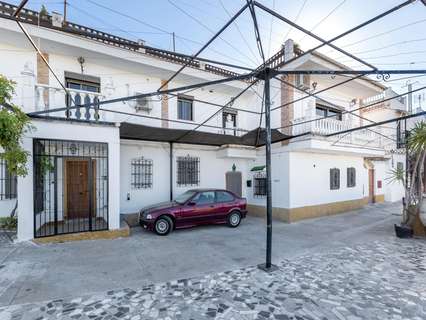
<box><xmin>170</xmin><ymin>142</ymin><xmax>173</xmax><ymax>201</ymax></box>
<box><xmin>258</xmin><ymin>68</ymin><xmax>278</xmax><ymax>272</ymax></box>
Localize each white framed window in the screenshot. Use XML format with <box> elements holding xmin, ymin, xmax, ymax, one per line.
<box><xmin>177</xmin><ymin>96</ymin><xmax>193</xmax><ymax>121</ymax></box>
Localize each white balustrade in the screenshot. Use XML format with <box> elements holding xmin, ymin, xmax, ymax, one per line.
<box><xmin>292</xmin><ymin>116</ymin><xmax>385</xmax><ymax>148</ymax></box>
<box><xmin>34</xmin><ymin>84</ymin><xmax>104</xmax><ymax>120</ymax></box>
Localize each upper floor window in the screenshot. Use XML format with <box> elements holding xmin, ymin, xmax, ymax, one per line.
<box><xmin>177</xmin><ymin>156</ymin><xmax>199</xmax><ymax>186</ymax></box>
<box><xmin>177</xmin><ymin>95</ymin><xmax>193</xmax><ymax>121</ymax></box>
<box><xmin>131</xmin><ymin>158</ymin><xmax>153</xmax><ymax>189</ymax></box>
<box><xmin>347</xmin><ymin>167</ymin><xmax>356</xmax><ymax>188</ymax></box>
<box><xmin>65</xmin><ymin>72</ymin><xmax>100</xmax><ymax>111</ymax></box>
<box><xmin>316</xmin><ymin>103</ymin><xmax>342</xmax><ymax>121</ymax></box>
<box><xmin>396</xmin><ymin>121</ymin><xmax>406</xmax><ymax>149</ymax></box>
<box><xmin>330</xmin><ymin>168</ymin><xmax>340</xmax><ymax>190</ymax></box>
<box><xmin>65</xmin><ymin>72</ymin><xmax>100</xmax><ymax>93</ymax></box>
<box><xmin>223</xmin><ymin>109</ymin><xmax>237</xmax><ymax>136</ymax></box>
<box><xmin>0</xmin><ymin>159</ymin><xmax>17</xmax><ymax>200</ymax></box>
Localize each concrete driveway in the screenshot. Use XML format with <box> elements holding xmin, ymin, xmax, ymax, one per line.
<box><xmin>0</xmin><ymin>202</ymin><xmax>401</xmax><ymax>307</ymax></box>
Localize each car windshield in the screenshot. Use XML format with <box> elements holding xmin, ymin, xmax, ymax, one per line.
<box><xmin>174</xmin><ymin>190</ymin><xmax>197</xmax><ymax>204</ymax></box>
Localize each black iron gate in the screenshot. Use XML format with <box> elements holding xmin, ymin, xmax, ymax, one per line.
<box><xmin>33</xmin><ymin>139</ymin><xmax>108</xmax><ymax>238</ymax></box>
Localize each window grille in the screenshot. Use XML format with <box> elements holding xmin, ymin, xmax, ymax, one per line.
<box><xmin>131</xmin><ymin>158</ymin><xmax>153</xmax><ymax>189</ymax></box>
<box><xmin>396</xmin><ymin>121</ymin><xmax>406</xmax><ymax>149</ymax></box>
<box><xmin>0</xmin><ymin>159</ymin><xmax>17</xmax><ymax>200</ymax></box>
<box><xmin>177</xmin><ymin>156</ymin><xmax>199</xmax><ymax>186</ymax></box>
<box><xmin>254</xmin><ymin>177</ymin><xmax>267</xmax><ymax>197</ymax></box>
<box><xmin>177</xmin><ymin>97</ymin><xmax>193</xmax><ymax>121</ymax></box>
<box><xmin>330</xmin><ymin>168</ymin><xmax>340</xmax><ymax>190</ymax></box>
<box><xmin>347</xmin><ymin>167</ymin><xmax>356</xmax><ymax>188</ymax></box>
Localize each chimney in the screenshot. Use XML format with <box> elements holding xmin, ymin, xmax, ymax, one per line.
<box><xmin>138</xmin><ymin>39</ymin><xmax>146</xmax><ymax>53</ymax></box>
<box><xmin>283</xmin><ymin>39</ymin><xmax>294</xmax><ymax>62</ymax></box>
<box><xmin>51</xmin><ymin>11</ymin><xmax>64</xmax><ymax>28</ymax></box>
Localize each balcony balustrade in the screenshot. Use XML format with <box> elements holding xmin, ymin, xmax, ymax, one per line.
<box><xmin>292</xmin><ymin>116</ymin><xmax>386</xmax><ymax>149</ymax></box>
<box><xmin>35</xmin><ymin>84</ymin><xmax>104</xmax><ymax>121</ymax></box>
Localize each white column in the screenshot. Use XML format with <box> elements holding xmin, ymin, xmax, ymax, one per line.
<box><xmin>20</xmin><ymin>62</ymin><xmax>35</xmax><ymax>112</ymax></box>
<box><xmin>17</xmin><ymin>135</ymin><xmax>34</xmax><ymax>241</ymax></box>
<box><xmin>108</xmin><ymin>125</ymin><xmax>121</xmax><ymax>230</ymax></box>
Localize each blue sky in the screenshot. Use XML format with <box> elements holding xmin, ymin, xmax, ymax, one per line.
<box><xmin>10</xmin><ymin>0</ymin><xmax>426</xmax><ymax>98</ymax></box>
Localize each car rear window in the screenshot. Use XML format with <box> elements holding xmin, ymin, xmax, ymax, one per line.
<box><xmin>216</xmin><ymin>191</ymin><xmax>234</xmax><ymax>202</ymax></box>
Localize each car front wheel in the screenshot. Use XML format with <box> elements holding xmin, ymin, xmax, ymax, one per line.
<box><xmin>154</xmin><ymin>216</ymin><xmax>173</xmax><ymax>236</ymax></box>
<box><xmin>227</xmin><ymin>211</ymin><xmax>241</xmax><ymax>228</ymax></box>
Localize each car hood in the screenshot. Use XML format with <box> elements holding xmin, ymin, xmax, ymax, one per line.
<box><xmin>141</xmin><ymin>201</ymin><xmax>180</xmax><ymax>214</ymax></box>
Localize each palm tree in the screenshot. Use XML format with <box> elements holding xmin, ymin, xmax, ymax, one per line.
<box><xmin>397</xmin><ymin>121</ymin><xmax>426</xmax><ymax>236</ymax></box>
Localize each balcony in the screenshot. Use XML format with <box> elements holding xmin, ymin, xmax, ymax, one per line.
<box><xmin>292</xmin><ymin>116</ymin><xmax>386</xmax><ymax>149</ymax></box>
<box><xmin>361</xmin><ymin>88</ymin><xmax>406</xmax><ymax>112</ymax></box>
<box><xmin>34</xmin><ymin>84</ymin><xmax>104</xmax><ymax>121</ymax></box>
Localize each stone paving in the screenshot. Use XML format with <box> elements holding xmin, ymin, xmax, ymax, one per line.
<box><xmin>1</xmin><ymin>236</ymin><xmax>425</xmax><ymax>320</ymax></box>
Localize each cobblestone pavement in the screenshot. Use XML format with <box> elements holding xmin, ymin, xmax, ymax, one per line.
<box><xmin>1</xmin><ymin>236</ymin><xmax>425</xmax><ymax>320</ymax></box>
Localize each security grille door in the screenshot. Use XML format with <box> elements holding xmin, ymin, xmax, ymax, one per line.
<box><xmin>226</xmin><ymin>171</ymin><xmax>242</xmax><ymax>197</ymax></box>
<box><xmin>34</xmin><ymin>139</ymin><xmax>108</xmax><ymax>238</ymax></box>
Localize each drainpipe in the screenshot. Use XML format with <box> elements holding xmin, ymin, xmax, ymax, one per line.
<box><xmin>170</xmin><ymin>142</ymin><xmax>173</xmax><ymax>201</ymax></box>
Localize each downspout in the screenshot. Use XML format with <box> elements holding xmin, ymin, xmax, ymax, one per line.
<box><xmin>170</xmin><ymin>142</ymin><xmax>173</xmax><ymax>201</ymax></box>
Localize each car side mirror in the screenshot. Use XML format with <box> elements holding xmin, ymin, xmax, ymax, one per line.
<box><xmin>187</xmin><ymin>201</ymin><xmax>196</xmax><ymax>206</ymax></box>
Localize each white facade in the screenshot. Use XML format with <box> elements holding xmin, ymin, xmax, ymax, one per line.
<box><xmin>0</xmin><ymin>4</ymin><xmax>406</xmax><ymax>240</ymax></box>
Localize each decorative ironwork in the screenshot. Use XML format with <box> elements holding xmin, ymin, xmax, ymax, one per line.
<box><xmin>0</xmin><ymin>158</ymin><xmax>17</xmax><ymax>200</ymax></box>
<box><xmin>131</xmin><ymin>157</ymin><xmax>153</xmax><ymax>189</ymax></box>
<box><xmin>253</xmin><ymin>171</ymin><xmax>267</xmax><ymax>197</ymax></box>
<box><xmin>376</xmin><ymin>73</ymin><xmax>391</xmax><ymax>82</ymax></box>
<box><xmin>176</xmin><ymin>155</ymin><xmax>200</xmax><ymax>186</ymax></box>
<box><xmin>330</xmin><ymin>168</ymin><xmax>340</xmax><ymax>190</ymax></box>
<box><xmin>33</xmin><ymin>139</ymin><xmax>108</xmax><ymax>238</ymax></box>
<box><xmin>347</xmin><ymin>167</ymin><xmax>356</xmax><ymax>188</ymax></box>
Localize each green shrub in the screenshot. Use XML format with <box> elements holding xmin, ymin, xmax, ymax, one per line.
<box><xmin>0</xmin><ymin>216</ymin><xmax>17</xmax><ymax>230</ymax></box>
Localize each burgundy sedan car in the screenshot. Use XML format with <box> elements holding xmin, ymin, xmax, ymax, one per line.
<box><xmin>139</xmin><ymin>189</ymin><xmax>247</xmax><ymax>235</ymax></box>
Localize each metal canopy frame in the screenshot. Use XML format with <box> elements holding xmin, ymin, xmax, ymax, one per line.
<box><xmin>12</xmin><ymin>0</ymin><xmax>426</xmax><ymax>270</ymax></box>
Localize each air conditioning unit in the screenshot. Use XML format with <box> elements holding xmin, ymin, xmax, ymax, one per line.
<box><xmin>130</xmin><ymin>93</ymin><xmax>152</xmax><ymax>113</ymax></box>
<box><xmin>295</xmin><ymin>74</ymin><xmax>310</xmax><ymax>91</ymax></box>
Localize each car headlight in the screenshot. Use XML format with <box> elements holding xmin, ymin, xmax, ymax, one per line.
<box><xmin>146</xmin><ymin>214</ymin><xmax>153</xmax><ymax>220</ymax></box>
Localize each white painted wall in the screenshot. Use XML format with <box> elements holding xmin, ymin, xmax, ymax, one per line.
<box><xmin>120</xmin><ymin>140</ymin><xmax>252</xmax><ymax>214</ymax></box>
<box><xmin>289</xmin><ymin>152</ymin><xmax>367</xmax><ymax>208</ymax></box>
<box><xmin>17</xmin><ymin>119</ymin><xmax>120</xmax><ymax>241</ymax></box>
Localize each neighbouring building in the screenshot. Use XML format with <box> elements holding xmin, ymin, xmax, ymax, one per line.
<box><xmin>0</xmin><ymin>2</ymin><xmax>406</xmax><ymax>241</ymax></box>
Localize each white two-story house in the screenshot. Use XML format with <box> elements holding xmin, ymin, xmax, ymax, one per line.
<box><xmin>0</xmin><ymin>2</ymin><xmax>405</xmax><ymax>241</ymax></box>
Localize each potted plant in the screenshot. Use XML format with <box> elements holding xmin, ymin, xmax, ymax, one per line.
<box><xmin>390</xmin><ymin>121</ymin><xmax>426</xmax><ymax>238</ymax></box>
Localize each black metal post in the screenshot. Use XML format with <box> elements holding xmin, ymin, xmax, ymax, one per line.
<box><xmin>258</xmin><ymin>68</ymin><xmax>277</xmax><ymax>272</ymax></box>
<box><xmin>170</xmin><ymin>142</ymin><xmax>173</xmax><ymax>201</ymax></box>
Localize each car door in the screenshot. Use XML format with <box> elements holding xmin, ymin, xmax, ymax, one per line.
<box><xmin>215</xmin><ymin>191</ymin><xmax>236</xmax><ymax>221</ymax></box>
<box><xmin>189</xmin><ymin>191</ymin><xmax>218</xmax><ymax>224</ymax></box>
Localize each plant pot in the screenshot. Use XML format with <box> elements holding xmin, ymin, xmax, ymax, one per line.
<box><xmin>394</xmin><ymin>224</ymin><xmax>413</xmax><ymax>238</ymax></box>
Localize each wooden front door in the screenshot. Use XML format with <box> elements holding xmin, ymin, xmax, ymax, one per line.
<box><xmin>226</xmin><ymin>171</ymin><xmax>242</xmax><ymax>197</ymax></box>
<box><xmin>368</xmin><ymin>169</ymin><xmax>375</xmax><ymax>203</ymax></box>
<box><xmin>66</xmin><ymin>159</ymin><xmax>90</xmax><ymax>219</ymax></box>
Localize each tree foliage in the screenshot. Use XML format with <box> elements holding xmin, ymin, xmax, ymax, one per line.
<box><xmin>0</xmin><ymin>75</ymin><xmax>32</xmax><ymax>176</ymax></box>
